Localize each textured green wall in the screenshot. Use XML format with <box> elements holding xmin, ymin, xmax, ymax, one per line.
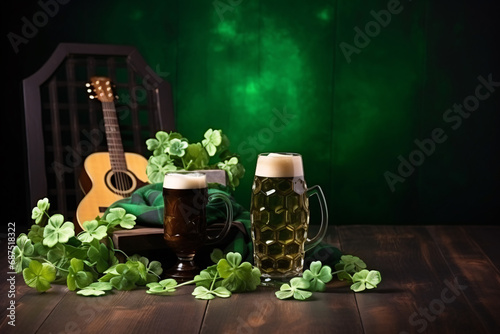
<box><xmin>10</xmin><ymin>0</ymin><xmax>499</xmax><ymax>224</ymax></box>
<box><xmin>79</xmin><ymin>0</ymin><xmax>499</xmax><ymax>223</ymax></box>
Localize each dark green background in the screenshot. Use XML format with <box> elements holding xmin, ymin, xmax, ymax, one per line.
<box><xmin>5</xmin><ymin>0</ymin><xmax>499</xmax><ymax>226</ymax></box>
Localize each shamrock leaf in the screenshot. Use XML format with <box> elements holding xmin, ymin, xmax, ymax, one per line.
<box><xmin>146</xmin><ymin>154</ymin><xmax>177</xmax><ymax>184</ymax></box>
<box><xmin>146</xmin><ymin>279</ymin><xmax>178</xmax><ymax>295</ymax></box>
<box><xmin>28</xmin><ymin>224</ymin><xmax>45</xmax><ymax>244</ymax></box>
<box><xmin>217</xmin><ymin>157</ymin><xmax>245</xmax><ymax>189</ymax></box>
<box><xmin>77</xmin><ymin>282</ymin><xmax>113</xmax><ymax>296</ymax></box>
<box><xmin>12</xmin><ymin>234</ymin><xmax>34</xmax><ymax>273</ymax></box>
<box><xmin>182</xmin><ymin>143</ymin><xmax>209</xmax><ymax>170</ymax></box>
<box><xmin>193</xmin><ymin>265</ymin><xmax>219</xmax><ymax>289</ymax></box>
<box><xmin>31</xmin><ymin>198</ymin><xmax>50</xmax><ymax>225</ymax></box>
<box><xmin>125</xmin><ymin>259</ymin><xmax>156</xmax><ymax>285</ymax></box>
<box><xmin>275</xmin><ymin>277</ymin><xmax>313</xmax><ymax>301</ymax></box>
<box><xmin>167</xmin><ymin>138</ymin><xmax>189</xmax><ymax>157</ymax></box>
<box><xmin>201</xmin><ymin>129</ymin><xmax>222</xmax><ymax>157</ymax></box>
<box><xmin>303</xmin><ymin>261</ymin><xmax>333</xmax><ymax>292</ymax></box>
<box><xmin>109</xmin><ymin>263</ymin><xmax>140</xmax><ymax>290</ymax></box>
<box><xmin>105</xmin><ymin>208</ymin><xmax>136</xmax><ymax>229</ymax></box>
<box><xmin>192</xmin><ymin>286</ymin><xmax>231</xmax><ymax>300</ymax></box>
<box><xmin>350</xmin><ymin>270</ymin><xmax>382</xmax><ymax>292</ymax></box>
<box><xmin>146</xmin><ymin>131</ymin><xmax>171</xmax><ymax>156</ymax></box>
<box><xmin>217</xmin><ymin>252</ymin><xmax>261</xmax><ymax>292</ymax></box>
<box><xmin>46</xmin><ymin>243</ymin><xmax>71</xmax><ymax>277</ymax></box>
<box><xmin>335</xmin><ymin>255</ymin><xmax>367</xmax><ymax>275</ymax></box>
<box><xmin>67</xmin><ymin>258</ymin><xmax>94</xmax><ymax>291</ymax></box>
<box><xmin>148</xmin><ymin>261</ymin><xmax>163</xmax><ymax>277</ymax></box>
<box><xmin>87</xmin><ymin>240</ymin><xmax>117</xmax><ymax>273</ymax></box>
<box><xmin>78</xmin><ymin>220</ymin><xmax>108</xmax><ymax>243</ymax></box>
<box><xmin>22</xmin><ymin>260</ymin><xmax>56</xmax><ymax>292</ymax></box>
<box><xmin>42</xmin><ymin>214</ymin><xmax>75</xmax><ymax>248</ymax></box>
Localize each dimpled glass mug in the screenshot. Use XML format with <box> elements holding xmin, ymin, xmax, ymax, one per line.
<box><xmin>250</xmin><ymin>153</ymin><xmax>328</xmax><ymax>282</ymax></box>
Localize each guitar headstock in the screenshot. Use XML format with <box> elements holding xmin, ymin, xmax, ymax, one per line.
<box><xmin>86</xmin><ymin>76</ymin><xmax>117</xmax><ymax>102</ymax></box>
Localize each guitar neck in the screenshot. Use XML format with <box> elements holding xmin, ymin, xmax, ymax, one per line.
<box><xmin>102</xmin><ymin>101</ymin><xmax>127</xmax><ymax>171</ymax></box>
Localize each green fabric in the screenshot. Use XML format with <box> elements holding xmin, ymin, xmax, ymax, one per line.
<box><xmin>107</xmin><ymin>183</ymin><xmax>341</xmax><ymax>266</ymax></box>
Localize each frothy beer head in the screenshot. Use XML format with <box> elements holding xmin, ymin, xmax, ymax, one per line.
<box><xmin>255</xmin><ymin>153</ymin><xmax>304</xmax><ymax>178</ymax></box>
<box><xmin>163</xmin><ymin>172</ymin><xmax>207</xmax><ymax>189</ymax></box>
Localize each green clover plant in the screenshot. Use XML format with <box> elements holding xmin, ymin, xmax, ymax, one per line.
<box><xmin>17</xmin><ymin>198</ymin><xmax>383</xmax><ymax>301</ymax></box>
<box><xmin>145</xmin><ymin>128</ymin><xmax>245</xmax><ymax>190</ymax></box>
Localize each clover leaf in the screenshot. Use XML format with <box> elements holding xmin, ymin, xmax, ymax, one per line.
<box><xmin>350</xmin><ymin>270</ymin><xmax>382</xmax><ymax>292</ymax></box>
<box><xmin>28</xmin><ymin>224</ymin><xmax>45</xmax><ymax>244</ymax></box>
<box><xmin>67</xmin><ymin>258</ymin><xmax>94</xmax><ymax>291</ymax></box>
<box><xmin>77</xmin><ymin>282</ymin><xmax>113</xmax><ymax>296</ymax></box>
<box><xmin>336</xmin><ymin>255</ymin><xmax>367</xmax><ymax>274</ymax></box>
<box><xmin>105</xmin><ymin>208</ymin><xmax>136</xmax><ymax>229</ymax></box>
<box><xmin>146</xmin><ymin>131</ymin><xmax>171</xmax><ymax>156</ymax></box>
<box><xmin>146</xmin><ymin>154</ymin><xmax>177</xmax><ymax>183</ymax></box>
<box><xmin>193</xmin><ymin>265</ymin><xmax>220</xmax><ymax>289</ymax></box>
<box><xmin>275</xmin><ymin>277</ymin><xmax>313</xmax><ymax>300</ymax></box>
<box><xmin>22</xmin><ymin>260</ymin><xmax>56</xmax><ymax>293</ymax></box>
<box><xmin>78</xmin><ymin>220</ymin><xmax>108</xmax><ymax>243</ymax></box>
<box><xmin>42</xmin><ymin>214</ymin><xmax>75</xmax><ymax>248</ymax></box>
<box><xmin>303</xmin><ymin>261</ymin><xmax>333</xmax><ymax>292</ymax></box>
<box><xmin>87</xmin><ymin>240</ymin><xmax>117</xmax><ymax>273</ymax></box>
<box><xmin>31</xmin><ymin>198</ymin><xmax>50</xmax><ymax>225</ymax></box>
<box><xmin>192</xmin><ymin>286</ymin><xmax>231</xmax><ymax>300</ymax></box>
<box><xmin>109</xmin><ymin>264</ymin><xmax>140</xmax><ymax>290</ymax></box>
<box><xmin>201</xmin><ymin>128</ymin><xmax>222</xmax><ymax>156</ymax></box>
<box><xmin>182</xmin><ymin>143</ymin><xmax>209</xmax><ymax>170</ymax></box>
<box><xmin>217</xmin><ymin>252</ymin><xmax>261</xmax><ymax>292</ymax></box>
<box><xmin>146</xmin><ymin>279</ymin><xmax>178</xmax><ymax>295</ymax></box>
<box><xmin>167</xmin><ymin>138</ymin><xmax>189</xmax><ymax>157</ymax></box>
<box><xmin>13</xmin><ymin>234</ymin><xmax>34</xmax><ymax>273</ymax></box>
<box><xmin>217</xmin><ymin>156</ymin><xmax>245</xmax><ymax>189</ymax></box>
<box><xmin>125</xmin><ymin>258</ymin><xmax>157</xmax><ymax>285</ymax></box>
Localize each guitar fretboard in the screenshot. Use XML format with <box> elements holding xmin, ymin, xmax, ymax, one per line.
<box><xmin>102</xmin><ymin>101</ymin><xmax>127</xmax><ymax>172</ymax></box>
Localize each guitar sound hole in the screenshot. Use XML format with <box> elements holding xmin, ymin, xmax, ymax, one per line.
<box><xmin>105</xmin><ymin>170</ymin><xmax>137</xmax><ymax>196</ymax></box>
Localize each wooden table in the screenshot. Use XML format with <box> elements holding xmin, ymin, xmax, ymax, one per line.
<box><xmin>1</xmin><ymin>225</ymin><xmax>499</xmax><ymax>334</ymax></box>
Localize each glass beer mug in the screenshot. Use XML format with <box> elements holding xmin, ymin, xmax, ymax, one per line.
<box><xmin>163</xmin><ymin>172</ymin><xmax>233</xmax><ymax>281</ymax></box>
<box><xmin>250</xmin><ymin>153</ymin><xmax>328</xmax><ymax>281</ymax></box>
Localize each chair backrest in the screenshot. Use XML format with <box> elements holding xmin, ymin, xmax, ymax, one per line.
<box><xmin>23</xmin><ymin>43</ymin><xmax>175</xmax><ymax>221</ymax></box>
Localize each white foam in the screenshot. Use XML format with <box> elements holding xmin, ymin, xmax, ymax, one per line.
<box><xmin>163</xmin><ymin>172</ymin><xmax>207</xmax><ymax>189</ymax></box>
<box><xmin>255</xmin><ymin>153</ymin><xmax>304</xmax><ymax>177</ymax></box>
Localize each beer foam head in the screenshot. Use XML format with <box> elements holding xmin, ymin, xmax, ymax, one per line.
<box><xmin>163</xmin><ymin>172</ymin><xmax>207</xmax><ymax>189</ymax></box>
<box><xmin>255</xmin><ymin>153</ymin><xmax>304</xmax><ymax>177</ymax></box>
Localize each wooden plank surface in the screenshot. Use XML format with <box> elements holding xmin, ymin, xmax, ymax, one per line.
<box><xmin>1</xmin><ymin>225</ymin><xmax>499</xmax><ymax>334</ymax></box>
<box><xmin>428</xmin><ymin>226</ymin><xmax>500</xmax><ymax>333</ymax></box>
<box><xmin>200</xmin><ymin>226</ymin><xmax>364</xmax><ymax>334</ymax></box>
<box><xmin>337</xmin><ymin>225</ymin><xmax>490</xmax><ymax>334</ymax></box>
<box><xmin>36</xmin><ymin>286</ymin><xmax>207</xmax><ymax>334</ymax></box>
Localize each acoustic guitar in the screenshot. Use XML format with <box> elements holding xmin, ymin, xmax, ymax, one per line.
<box><xmin>76</xmin><ymin>76</ymin><xmax>148</xmax><ymax>227</ymax></box>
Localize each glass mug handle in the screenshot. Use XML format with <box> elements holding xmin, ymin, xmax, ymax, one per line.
<box><xmin>205</xmin><ymin>192</ymin><xmax>233</xmax><ymax>245</ymax></box>
<box><xmin>304</xmin><ymin>185</ymin><xmax>329</xmax><ymax>252</ymax></box>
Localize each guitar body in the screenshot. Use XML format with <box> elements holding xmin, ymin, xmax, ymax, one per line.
<box><xmin>76</xmin><ymin>152</ymin><xmax>148</xmax><ymax>227</ymax></box>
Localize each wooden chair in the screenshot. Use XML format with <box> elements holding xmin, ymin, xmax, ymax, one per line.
<box><xmin>23</xmin><ymin>43</ymin><xmax>175</xmax><ymax>222</ymax></box>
